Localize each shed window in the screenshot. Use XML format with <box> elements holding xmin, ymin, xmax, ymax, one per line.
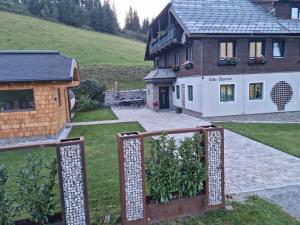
<box><xmin>57</xmin><ymin>88</ymin><xmax>62</xmax><ymax>107</ymax></box>
<box><xmin>176</xmin><ymin>85</ymin><xmax>180</xmax><ymax>99</ymax></box>
<box><xmin>249</xmin><ymin>83</ymin><xmax>263</xmax><ymax>100</ymax></box>
<box><xmin>219</xmin><ymin>42</ymin><xmax>235</xmax><ymax>59</ymax></box>
<box><xmin>291</xmin><ymin>7</ymin><xmax>300</xmax><ymax>19</ymax></box>
<box><xmin>188</xmin><ymin>85</ymin><xmax>193</xmax><ymax>101</ymax></box>
<box><xmin>273</xmin><ymin>40</ymin><xmax>285</xmax><ymax>57</ymax></box>
<box><xmin>220</xmin><ymin>84</ymin><xmax>235</xmax><ymax>102</ymax></box>
<box><xmin>249</xmin><ymin>41</ymin><xmax>265</xmax><ymax>58</ymax></box>
<box><xmin>0</xmin><ymin>89</ymin><xmax>35</xmax><ymax>112</ymax></box>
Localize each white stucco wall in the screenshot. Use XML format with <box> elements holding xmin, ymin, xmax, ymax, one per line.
<box><xmin>175</xmin><ymin>72</ymin><xmax>300</xmax><ymax>117</ymax></box>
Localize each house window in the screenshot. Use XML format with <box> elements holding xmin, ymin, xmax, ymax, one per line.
<box><xmin>220</xmin><ymin>84</ymin><xmax>235</xmax><ymax>102</ymax></box>
<box><xmin>188</xmin><ymin>85</ymin><xmax>193</xmax><ymax>101</ymax></box>
<box><xmin>273</xmin><ymin>40</ymin><xmax>285</xmax><ymax>58</ymax></box>
<box><xmin>249</xmin><ymin>41</ymin><xmax>265</xmax><ymax>58</ymax></box>
<box><xmin>186</xmin><ymin>45</ymin><xmax>193</xmax><ymax>61</ymax></box>
<box><xmin>176</xmin><ymin>85</ymin><xmax>180</xmax><ymax>99</ymax></box>
<box><xmin>219</xmin><ymin>41</ymin><xmax>235</xmax><ymax>59</ymax></box>
<box><xmin>291</xmin><ymin>7</ymin><xmax>300</xmax><ymax>19</ymax></box>
<box><xmin>0</xmin><ymin>89</ymin><xmax>35</xmax><ymax>112</ymax></box>
<box><xmin>249</xmin><ymin>83</ymin><xmax>264</xmax><ymax>100</ymax></box>
<box><xmin>175</xmin><ymin>50</ymin><xmax>180</xmax><ymax>65</ymax></box>
<box><xmin>155</xmin><ymin>57</ymin><xmax>159</xmax><ymax>68</ymax></box>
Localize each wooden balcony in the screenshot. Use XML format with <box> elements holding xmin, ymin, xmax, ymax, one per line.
<box><xmin>149</xmin><ymin>25</ymin><xmax>182</xmax><ymax>55</ymax></box>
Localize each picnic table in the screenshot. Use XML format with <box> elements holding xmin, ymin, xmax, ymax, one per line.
<box><xmin>113</xmin><ymin>98</ymin><xmax>145</xmax><ymax>107</ymax></box>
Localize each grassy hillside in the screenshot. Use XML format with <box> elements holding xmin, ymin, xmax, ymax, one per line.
<box><xmin>0</xmin><ymin>11</ymin><xmax>152</xmax><ymax>89</ymax></box>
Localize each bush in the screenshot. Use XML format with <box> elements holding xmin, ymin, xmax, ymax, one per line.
<box><xmin>73</xmin><ymin>80</ymin><xmax>105</xmax><ymax>112</ymax></box>
<box><xmin>76</xmin><ymin>95</ymin><xmax>97</xmax><ymax>112</ymax></box>
<box><xmin>0</xmin><ymin>166</ymin><xmax>19</xmax><ymax>225</ymax></box>
<box><xmin>145</xmin><ymin>134</ymin><xmax>206</xmax><ymax>203</ymax></box>
<box><xmin>16</xmin><ymin>155</ymin><xmax>57</xmax><ymax>225</ymax></box>
<box><xmin>73</xmin><ymin>80</ymin><xmax>105</xmax><ymax>103</ymax></box>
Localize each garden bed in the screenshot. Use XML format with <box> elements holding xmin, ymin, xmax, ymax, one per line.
<box><xmin>146</xmin><ymin>195</ymin><xmax>205</xmax><ymax>224</ymax></box>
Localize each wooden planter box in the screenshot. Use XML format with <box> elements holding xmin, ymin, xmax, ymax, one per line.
<box><xmin>146</xmin><ymin>195</ymin><xmax>206</xmax><ymax>224</ymax></box>
<box><xmin>15</xmin><ymin>213</ymin><xmax>62</xmax><ymax>225</ymax></box>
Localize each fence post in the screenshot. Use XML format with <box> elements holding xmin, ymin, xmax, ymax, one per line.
<box><xmin>202</xmin><ymin>126</ymin><xmax>225</xmax><ymax>210</ymax></box>
<box><xmin>56</xmin><ymin>137</ymin><xmax>90</xmax><ymax>225</ymax></box>
<box><xmin>117</xmin><ymin>132</ymin><xmax>147</xmax><ymax>225</ymax></box>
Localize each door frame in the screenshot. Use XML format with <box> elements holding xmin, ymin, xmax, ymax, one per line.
<box><xmin>159</xmin><ymin>86</ymin><xmax>170</xmax><ymax>109</ymax></box>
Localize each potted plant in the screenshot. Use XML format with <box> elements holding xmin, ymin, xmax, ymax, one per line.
<box><xmin>217</xmin><ymin>57</ymin><xmax>240</xmax><ymax>65</ymax></box>
<box><xmin>183</xmin><ymin>60</ymin><xmax>193</xmax><ymax>70</ymax></box>
<box><xmin>248</xmin><ymin>55</ymin><xmax>267</xmax><ymax>65</ymax></box>
<box><xmin>153</xmin><ymin>101</ymin><xmax>159</xmax><ymax>111</ymax></box>
<box><xmin>172</xmin><ymin>65</ymin><xmax>180</xmax><ymax>72</ymax></box>
<box><xmin>176</xmin><ymin>107</ymin><xmax>182</xmax><ymax>114</ymax></box>
<box><xmin>145</xmin><ymin>134</ymin><xmax>206</xmax><ymax>224</ymax></box>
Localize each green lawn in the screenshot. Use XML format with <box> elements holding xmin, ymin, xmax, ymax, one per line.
<box><xmin>72</xmin><ymin>108</ymin><xmax>118</xmax><ymax>123</ymax></box>
<box><xmin>1</xmin><ymin>122</ymin><xmax>300</xmax><ymax>224</ymax></box>
<box><xmin>0</xmin><ymin>11</ymin><xmax>152</xmax><ymax>90</ymax></box>
<box><xmin>216</xmin><ymin>123</ymin><xmax>300</xmax><ymax>158</ymax></box>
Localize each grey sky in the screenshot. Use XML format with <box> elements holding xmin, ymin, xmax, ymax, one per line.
<box><xmin>111</xmin><ymin>0</ymin><xmax>170</xmax><ymax>27</ymax></box>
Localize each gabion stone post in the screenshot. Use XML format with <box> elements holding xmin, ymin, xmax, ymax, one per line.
<box><xmin>202</xmin><ymin>126</ymin><xmax>225</xmax><ymax>210</ymax></box>
<box><xmin>56</xmin><ymin>137</ymin><xmax>90</xmax><ymax>225</ymax></box>
<box><xmin>117</xmin><ymin>132</ymin><xmax>147</xmax><ymax>225</ymax></box>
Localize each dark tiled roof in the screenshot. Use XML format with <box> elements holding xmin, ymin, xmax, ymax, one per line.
<box><xmin>277</xmin><ymin>19</ymin><xmax>300</xmax><ymax>33</ymax></box>
<box><xmin>0</xmin><ymin>51</ymin><xmax>76</xmax><ymax>83</ymax></box>
<box><xmin>144</xmin><ymin>69</ymin><xmax>176</xmax><ymax>82</ymax></box>
<box><xmin>170</xmin><ymin>0</ymin><xmax>293</xmax><ymax>34</ymax></box>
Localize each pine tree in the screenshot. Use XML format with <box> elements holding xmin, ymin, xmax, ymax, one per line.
<box><xmin>141</xmin><ymin>18</ymin><xmax>150</xmax><ymax>34</ymax></box>
<box><xmin>124</xmin><ymin>6</ymin><xmax>134</xmax><ymax>31</ymax></box>
<box><xmin>132</xmin><ymin>10</ymin><xmax>141</xmax><ymax>32</ymax></box>
<box><xmin>90</xmin><ymin>0</ymin><xmax>103</xmax><ymax>31</ymax></box>
<box><xmin>102</xmin><ymin>0</ymin><xmax>119</xmax><ymax>34</ymax></box>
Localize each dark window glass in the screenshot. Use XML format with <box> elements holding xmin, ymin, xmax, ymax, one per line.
<box><xmin>219</xmin><ymin>42</ymin><xmax>235</xmax><ymax>59</ymax></box>
<box><xmin>188</xmin><ymin>85</ymin><xmax>193</xmax><ymax>101</ymax></box>
<box><xmin>176</xmin><ymin>85</ymin><xmax>180</xmax><ymax>99</ymax></box>
<box><xmin>273</xmin><ymin>40</ymin><xmax>285</xmax><ymax>57</ymax></box>
<box><xmin>0</xmin><ymin>89</ymin><xmax>35</xmax><ymax>112</ymax></box>
<box><xmin>249</xmin><ymin>83</ymin><xmax>263</xmax><ymax>100</ymax></box>
<box><xmin>186</xmin><ymin>45</ymin><xmax>193</xmax><ymax>61</ymax></box>
<box><xmin>249</xmin><ymin>41</ymin><xmax>265</xmax><ymax>58</ymax></box>
<box><xmin>175</xmin><ymin>51</ymin><xmax>180</xmax><ymax>65</ymax></box>
<box><xmin>220</xmin><ymin>84</ymin><xmax>235</xmax><ymax>102</ymax></box>
<box><xmin>57</xmin><ymin>88</ymin><xmax>62</xmax><ymax>107</ymax></box>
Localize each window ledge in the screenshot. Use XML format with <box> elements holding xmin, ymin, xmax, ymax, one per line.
<box><xmin>0</xmin><ymin>109</ymin><xmax>36</xmax><ymax>113</ymax></box>
<box><xmin>217</xmin><ymin>58</ymin><xmax>240</xmax><ymax>66</ymax></box>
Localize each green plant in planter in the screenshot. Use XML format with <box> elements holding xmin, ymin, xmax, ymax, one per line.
<box><xmin>0</xmin><ymin>166</ymin><xmax>19</xmax><ymax>225</ymax></box>
<box><xmin>145</xmin><ymin>133</ymin><xmax>206</xmax><ymax>204</ymax></box>
<box><xmin>145</xmin><ymin>135</ymin><xmax>181</xmax><ymax>203</ymax></box>
<box><xmin>16</xmin><ymin>154</ymin><xmax>57</xmax><ymax>225</ymax></box>
<box><xmin>178</xmin><ymin>134</ymin><xmax>206</xmax><ymax>198</ymax></box>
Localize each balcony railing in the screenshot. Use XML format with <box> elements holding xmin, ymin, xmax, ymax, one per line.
<box><xmin>149</xmin><ymin>25</ymin><xmax>182</xmax><ymax>55</ymax></box>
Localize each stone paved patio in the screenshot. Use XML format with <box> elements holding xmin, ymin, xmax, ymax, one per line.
<box><xmin>112</xmin><ymin>107</ymin><xmax>300</xmax><ymax>218</ymax></box>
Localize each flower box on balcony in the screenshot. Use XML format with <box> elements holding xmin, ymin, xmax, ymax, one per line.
<box><xmin>172</xmin><ymin>65</ymin><xmax>180</xmax><ymax>72</ymax></box>
<box><xmin>217</xmin><ymin>57</ymin><xmax>240</xmax><ymax>66</ymax></box>
<box><xmin>183</xmin><ymin>61</ymin><xmax>193</xmax><ymax>70</ymax></box>
<box><xmin>248</xmin><ymin>56</ymin><xmax>267</xmax><ymax>65</ymax></box>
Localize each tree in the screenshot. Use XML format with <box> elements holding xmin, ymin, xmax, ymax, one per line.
<box><xmin>141</xmin><ymin>18</ymin><xmax>150</xmax><ymax>34</ymax></box>
<box><xmin>102</xmin><ymin>0</ymin><xmax>119</xmax><ymax>34</ymax></box>
<box><xmin>132</xmin><ymin>10</ymin><xmax>141</xmax><ymax>32</ymax></box>
<box><xmin>27</xmin><ymin>0</ymin><xmax>43</xmax><ymax>16</ymax></box>
<box><xmin>90</xmin><ymin>0</ymin><xmax>103</xmax><ymax>31</ymax></box>
<box><xmin>124</xmin><ymin>6</ymin><xmax>134</xmax><ymax>31</ymax></box>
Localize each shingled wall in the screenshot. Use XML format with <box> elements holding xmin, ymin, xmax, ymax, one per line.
<box><xmin>0</xmin><ymin>82</ymin><xmax>76</xmax><ymax>139</ymax></box>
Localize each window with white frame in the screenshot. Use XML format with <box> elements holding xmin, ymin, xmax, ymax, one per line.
<box><xmin>273</xmin><ymin>40</ymin><xmax>285</xmax><ymax>58</ymax></box>
<box><xmin>220</xmin><ymin>84</ymin><xmax>235</xmax><ymax>102</ymax></box>
<box><xmin>291</xmin><ymin>7</ymin><xmax>300</xmax><ymax>19</ymax></box>
<box><xmin>249</xmin><ymin>41</ymin><xmax>265</xmax><ymax>58</ymax></box>
<box><xmin>219</xmin><ymin>41</ymin><xmax>235</xmax><ymax>59</ymax></box>
<box><xmin>249</xmin><ymin>83</ymin><xmax>264</xmax><ymax>100</ymax></box>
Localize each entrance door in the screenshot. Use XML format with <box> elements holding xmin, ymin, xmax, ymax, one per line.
<box><xmin>159</xmin><ymin>87</ymin><xmax>169</xmax><ymax>109</ymax></box>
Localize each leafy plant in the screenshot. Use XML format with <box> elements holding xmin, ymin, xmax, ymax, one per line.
<box><xmin>145</xmin><ymin>134</ymin><xmax>206</xmax><ymax>204</ymax></box>
<box><xmin>146</xmin><ymin>135</ymin><xmax>180</xmax><ymax>203</ymax></box>
<box><xmin>178</xmin><ymin>134</ymin><xmax>206</xmax><ymax>198</ymax></box>
<box><xmin>16</xmin><ymin>154</ymin><xmax>57</xmax><ymax>225</ymax></box>
<box><xmin>73</xmin><ymin>79</ymin><xmax>105</xmax><ymax>103</ymax></box>
<box><xmin>0</xmin><ymin>166</ymin><xmax>19</xmax><ymax>225</ymax></box>
<box><xmin>76</xmin><ymin>95</ymin><xmax>97</xmax><ymax>112</ymax></box>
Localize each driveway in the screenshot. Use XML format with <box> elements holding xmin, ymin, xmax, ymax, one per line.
<box><xmin>112</xmin><ymin>107</ymin><xmax>300</xmax><ymax>218</ymax></box>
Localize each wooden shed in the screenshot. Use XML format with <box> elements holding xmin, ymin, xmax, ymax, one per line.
<box><xmin>0</xmin><ymin>50</ymin><xmax>80</xmax><ymax>139</ymax></box>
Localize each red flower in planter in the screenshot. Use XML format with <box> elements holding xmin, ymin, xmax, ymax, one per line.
<box><xmin>153</xmin><ymin>101</ymin><xmax>159</xmax><ymax>110</ymax></box>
